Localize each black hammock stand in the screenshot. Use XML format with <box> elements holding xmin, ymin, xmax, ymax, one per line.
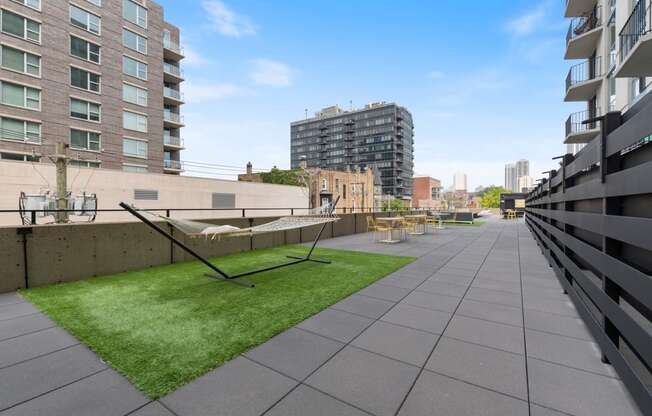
<box><xmin>119</xmin><ymin>197</ymin><xmax>340</xmax><ymax>288</ymax></box>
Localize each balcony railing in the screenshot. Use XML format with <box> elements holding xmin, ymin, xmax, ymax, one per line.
<box><xmin>163</xmin><ymin>63</ymin><xmax>183</xmax><ymax>78</ymax></box>
<box><xmin>619</xmin><ymin>0</ymin><xmax>651</xmax><ymax>61</ymax></box>
<box><xmin>567</xmin><ymin>6</ymin><xmax>602</xmax><ymax>43</ymax></box>
<box><xmin>566</xmin><ymin>56</ymin><xmax>602</xmax><ymax>91</ymax></box>
<box><xmin>163</xmin><ymin>38</ymin><xmax>184</xmax><ymax>56</ymax></box>
<box><xmin>164</xmin><ymin>112</ymin><xmax>184</xmax><ymax>124</ymax></box>
<box><xmin>565</xmin><ymin>108</ymin><xmax>601</xmax><ymax>137</ymax></box>
<box><xmin>164</xmin><ymin>135</ymin><xmax>183</xmax><ymax>147</ymax></box>
<box><xmin>164</xmin><ymin>159</ymin><xmax>183</xmax><ymax>170</ymax></box>
<box><xmin>163</xmin><ymin>87</ymin><xmax>184</xmax><ymax>101</ymax></box>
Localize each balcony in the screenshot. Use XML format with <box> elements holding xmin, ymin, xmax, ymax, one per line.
<box><xmin>164</xmin><ymin>87</ymin><xmax>184</xmax><ymax>104</ymax></box>
<box><xmin>565</xmin><ymin>56</ymin><xmax>603</xmax><ymax>101</ymax></box>
<box><xmin>163</xmin><ymin>159</ymin><xmax>183</xmax><ymax>172</ymax></box>
<box><xmin>164</xmin><ymin>111</ymin><xmax>185</xmax><ymax>127</ymax></box>
<box><xmin>565</xmin><ymin>109</ymin><xmax>601</xmax><ymax>144</ymax></box>
<box><xmin>615</xmin><ymin>0</ymin><xmax>652</xmax><ymax>78</ymax></box>
<box><xmin>164</xmin><ymin>135</ymin><xmax>184</xmax><ymax>149</ymax></box>
<box><xmin>163</xmin><ymin>38</ymin><xmax>184</xmax><ymax>61</ymax></box>
<box><xmin>565</xmin><ymin>6</ymin><xmax>602</xmax><ymax>59</ymax></box>
<box><xmin>163</xmin><ymin>63</ymin><xmax>184</xmax><ymax>82</ymax></box>
<box><xmin>564</xmin><ymin>0</ymin><xmax>598</xmax><ymax>17</ymax></box>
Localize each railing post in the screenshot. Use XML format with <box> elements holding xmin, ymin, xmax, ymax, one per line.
<box><xmin>31</xmin><ymin>211</ymin><xmax>36</xmax><ymax>225</ymax></box>
<box><xmin>600</xmin><ymin>110</ymin><xmax>623</xmax><ymax>364</ymax></box>
<box><xmin>242</xmin><ymin>209</ymin><xmax>246</xmax><ymax>218</ymax></box>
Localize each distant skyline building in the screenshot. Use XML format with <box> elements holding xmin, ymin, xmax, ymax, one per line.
<box><xmin>453</xmin><ymin>171</ymin><xmax>467</xmax><ymax>192</ymax></box>
<box><xmin>505</xmin><ymin>159</ymin><xmax>531</xmax><ymax>192</ymax></box>
<box><xmin>505</xmin><ymin>163</ymin><xmax>517</xmax><ymax>192</ymax></box>
<box><xmin>290</xmin><ymin>102</ymin><xmax>414</xmax><ymax>199</ymax></box>
<box><xmin>412</xmin><ymin>176</ymin><xmax>442</xmax><ymax>208</ymax></box>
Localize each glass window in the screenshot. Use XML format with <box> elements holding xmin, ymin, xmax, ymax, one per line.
<box><xmin>0</xmin><ymin>45</ymin><xmax>40</xmax><ymax>76</ymax></box>
<box><xmin>123</xmin><ymin>164</ymin><xmax>147</xmax><ymax>173</ymax></box>
<box><xmin>70</xmin><ymin>129</ymin><xmax>100</xmax><ymax>151</ymax></box>
<box><xmin>123</xmin><ymin>138</ymin><xmax>147</xmax><ymax>158</ymax></box>
<box><xmin>122</xmin><ymin>83</ymin><xmax>148</xmax><ymax>106</ymax></box>
<box><xmin>0</xmin><ymin>117</ymin><xmax>40</xmax><ymax>143</ymax></box>
<box><xmin>123</xmin><ymin>110</ymin><xmax>147</xmax><ymax>132</ymax></box>
<box><xmin>70</xmin><ymin>5</ymin><xmax>100</xmax><ymax>34</ymax></box>
<box><xmin>70</xmin><ymin>160</ymin><xmax>101</xmax><ymax>168</ymax></box>
<box><xmin>85</xmin><ymin>0</ymin><xmax>101</xmax><ymax>6</ymax></box>
<box><xmin>10</xmin><ymin>0</ymin><xmax>41</xmax><ymax>10</ymax></box>
<box><xmin>122</xmin><ymin>56</ymin><xmax>147</xmax><ymax>80</ymax></box>
<box><xmin>123</xmin><ymin>0</ymin><xmax>147</xmax><ymax>28</ymax></box>
<box><xmin>70</xmin><ymin>67</ymin><xmax>100</xmax><ymax>92</ymax></box>
<box><xmin>70</xmin><ymin>98</ymin><xmax>100</xmax><ymax>122</ymax></box>
<box><xmin>122</xmin><ymin>29</ymin><xmax>147</xmax><ymax>54</ymax></box>
<box><xmin>1</xmin><ymin>9</ymin><xmax>39</xmax><ymax>41</ymax></box>
<box><xmin>0</xmin><ymin>81</ymin><xmax>40</xmax><ymax>109</ymax></box>
<box><xmin>70</xmin><ymin>36</ymin><xmax>100</xmax><ymax>63</ymax></box>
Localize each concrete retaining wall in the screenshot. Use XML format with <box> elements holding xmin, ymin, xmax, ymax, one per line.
<box><xmin>1</xmin><ymin>212</ymin><xmax>381</xmax><ymax>293</ymax></box>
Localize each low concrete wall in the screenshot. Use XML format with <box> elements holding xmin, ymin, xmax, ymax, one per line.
<box><xmin>1</xmin><ymin>212</ymin><xmax>380</xmax><ymax>293</ymax></box>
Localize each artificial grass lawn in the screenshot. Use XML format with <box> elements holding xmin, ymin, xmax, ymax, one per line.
<box><xmin>21</xmin><ymin>245</ymin><xmax>414</xmax><ymax>398</ymax></box>
<box><xmin>444</xmin><ymin>220</ymin><xmax>486</xmax><ymax>227</ymax></box>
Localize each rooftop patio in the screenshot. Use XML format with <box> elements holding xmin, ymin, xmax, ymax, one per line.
<box><xmin>0</xmin><ymin>216</ymin><xmax>643</xmax><ymax>416</ymax></box>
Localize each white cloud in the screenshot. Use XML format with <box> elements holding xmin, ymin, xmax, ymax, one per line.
<box><xmin>183</xmin><ymin>81</ymin><xmax>252</xmax><ymax>104</ymax></box>
<box><xmin>182</xmin><ymin>46</ymin><xmax>213</xmax><ymax>67</ymax></box>
<box><xmin>505</xmin><ymin>4</ymin><xmax>547</xmax><ymax>36</ymax></box>
<box><xmin>428</xmin><ymin>70</ymin><xmax>444</xmax><ymax>80</ymax></box>
<box><xmin>202</xmin><ymin>0</ymin><xmax>257</xmax><ymax>37</ymax></box>
<box><xmin>249</xmin><ymin>59</ymin><xmax>295</xmax><ymax>87</ymax></box>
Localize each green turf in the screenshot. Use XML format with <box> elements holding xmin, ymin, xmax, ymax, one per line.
<box><xmin>21</xmin><ymin>245</ymin><xmax>414</xmax><ymax>398</ymax></box>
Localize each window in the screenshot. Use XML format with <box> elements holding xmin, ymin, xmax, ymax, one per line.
<box><xmin>342</xmin><ymin>184</ymin><xmax>347</xmax><ymax>199</ymax></box>
<box><xmin>70</xmin><ymin>98</ymin><xmax>100</xmax><ymax>122</ymax></box>
<box><xmin>123</xmin><ymin>110</ymin><xmax>147</xmax><ymax>132</ymax></box>
<box><xmin>85</xmin><ymin>0</ymin><xmax>101</xmax><ymax>6</ymax></box>
<box><xmin>1</xmin><ymin>81</ymin><xmax>40</xmax><ymax>110</ymax></box>
<box><xmin>1</xmin><ymin>9</ymin><xmax>40</xmax><ymax>42</ymax></box>
<box><xmin>9</xmin><ymin>0</ymin><xmax>41</xmax><ymax>11</ymax></box>
<box><xmin>0</xmin><ymin>44</ymin><xmax>40</xmax><ymax>76</ymax></box>
<box><xmin>0</xmin><ymin>151</ymin><xmax>39</xmax><ymax>161</ymax></box>
<box><xmin>122</xmin><ymin>28</ymin><xmax>147</xmax><ymax>54</ymax></box>
<box><xmin>122</xmin><ymin>83</ymin><xmax>147</xmax><ymax>106</ymax></box>
<box><xmin>123</xmin><ymin>164</ymin><xmax>147</xmax><ymax>173</ymax></box>
<box><xmin>70</xmin><ymin>129</ymin><xmax>100</xmax><ymax>151</ymax></box>
<box><xmin>70</xmin><ymin>159</ymin><xmax>100</xmax><ymax>168</ymax></box>
<box><xmin>70</xmin><ymin>5</ymin><xmax>100</xmax><ymax>34</ymax></box>
<box><xmin>123</xmin><ymin>0</ymin><xmax>147</xmax><ymax>28</ymax></box>
<box><xmin>123</xmin><ymin>137</ymin><xmax>147</xmax><ymax>158</ymax></box>
<box><xmin>70</xmin><ymin>35</ymin><xmax>100</xmax><ymax>63</ymax></box>
<box><xmin>0</xmin><ymin>116</ymin><xmax>40</xmax><ymax>143</ymax></box>
<box><xmin>70</xmin><ymin>67</ymin><xmax>100</xmax><ymax>92</ymax></box>
<box><xmin>123</xmin><ymin>55</ymin><xmax>147</xmax><ymax>80</ymax></box>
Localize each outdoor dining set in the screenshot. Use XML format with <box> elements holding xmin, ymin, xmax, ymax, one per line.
<box><xmin>366</xmin><ymin>212</ymin><xmax>445</xmax><ymax>244</ymax></box>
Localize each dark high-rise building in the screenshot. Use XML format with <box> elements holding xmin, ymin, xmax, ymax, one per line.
<box><xmin>290</xmin><ymin>102</ymin><xmax>414</xmax><ymax>198</ymax></box>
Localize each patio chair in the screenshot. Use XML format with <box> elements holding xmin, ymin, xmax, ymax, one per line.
<box><xmin>367</xmin><ymin>216</ymin><xmax>391</xmax><ymax>242</ymax></box>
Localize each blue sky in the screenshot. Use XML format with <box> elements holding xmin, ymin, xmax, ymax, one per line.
<box><xmin>158</xmin><ymin>0</ymin><xmax>583</xmax><ymax>189</ymax></box>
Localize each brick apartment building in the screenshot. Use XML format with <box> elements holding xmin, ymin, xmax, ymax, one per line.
<box><xmin>411</xmin><ymin>175</ymin><xmax>443</xmax><ymax>208</ymax></box>
<box><xmin>0</xmin><ymin>0</ymin><xmax>184</xmax><ymax>173</ymax></box>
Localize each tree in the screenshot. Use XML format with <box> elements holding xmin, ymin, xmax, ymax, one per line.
<box><xmin>480</xmin><ymin>186</ymin><xmax>509</xmax><ymax>208</ymax></box>
<box><xmin>381</xmin><ymin>199</ymin><xmax>407</xmax><ymax>212</ymax></box>
<box><xmin>258</xmin><ymin>168</ymin><xmax>303</xmax><ymax>186</ymax></box>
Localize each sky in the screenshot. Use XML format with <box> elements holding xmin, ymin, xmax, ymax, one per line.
<box><xmin>157</xmin><ymin>0</ymin><xmax>585</xmax><ymax>190</ymax></box>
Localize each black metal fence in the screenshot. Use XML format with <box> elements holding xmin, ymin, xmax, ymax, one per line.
<box><xmin>620</xmin><ymin>0</ymin><xmax>651</xmax><ymax>61</ymax></box>
<box><xmin>525</xmin><ymin>93</ymin><xmax>652</xmax><ymax>412</ymax></box>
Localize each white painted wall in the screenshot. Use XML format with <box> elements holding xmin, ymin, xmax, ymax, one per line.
<box><xmin>0</xmin><ymin>160</ymin><xmax>308</xmax><ymax>225</ymax></box>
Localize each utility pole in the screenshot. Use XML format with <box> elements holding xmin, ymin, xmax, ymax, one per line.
<box><xmin>51</xmin><ymin>142</ymin><xmax>69</xmax><ymax>224</ymax></box>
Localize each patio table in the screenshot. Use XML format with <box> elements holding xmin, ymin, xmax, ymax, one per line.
<box><xmin>375</xmin><ymin>217</ymin><xmax>404</xmax><ymax>243</ymax></box>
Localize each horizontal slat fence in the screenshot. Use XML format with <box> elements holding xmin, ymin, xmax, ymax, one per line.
<box><xmin>525</xmin><ymin>93</ymin><xmax>652</xmax><ymax>414</ymax></box>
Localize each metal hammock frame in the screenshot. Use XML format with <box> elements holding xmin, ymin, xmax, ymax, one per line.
<box><xmin>119</xmin><ymin>196</ymin><xmax>340</xmax><ymax>288</ymax></box>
